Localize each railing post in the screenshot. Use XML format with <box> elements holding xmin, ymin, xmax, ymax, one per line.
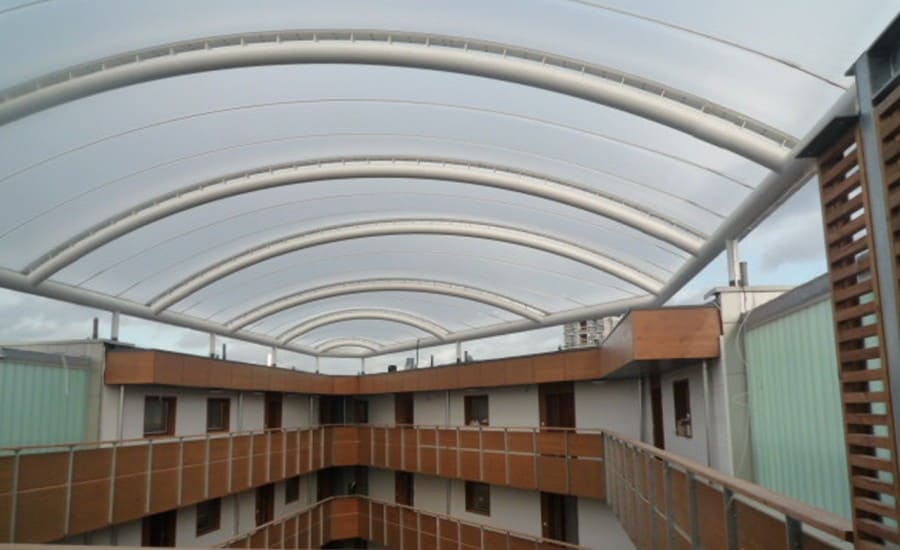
<box><xmin>663</xmin><ymin>461</ymin><xmax>675</xmax><ymax>550</ymax></box>
<box><xmin>687</xmin><ymin>471</ymin><xmax>700</xmax><ymax>550</ymax></box>
<box><xmin>9</xmin><ymin>449</ymin><xmax>19</xmax><ymax>542</ymax></box>
<box><xmin>177</xmin><ymin>437</ymin><xmax>185</xmax><ymax>505</ymax></box>
<box><xmin>645</xmin><ymin>450</ymin><xmax>657</xmax><ymax>550</ymax></box>
<box><xmin>401</xmin><ymin>427</ymin><xmax>406</xmax><ymax>471</ymax></box>
<box><xmin>203</xmin><ymin>435</ymin><xmax>209</xmax><ymax>499</ymax></box>
<box><xmin>785</xmin><ymin>516</ymin><xmax>803</xmax><ymax>550</ymax></box>
<box><xmin>145</xmin><ymin>439</ymin><xmax>154</xmax><ymax>514</ymax></box>
<box><xmin>478</xmin><ymin>425</ymin><xmax>484</xmax><ymax>481</ymax></box>
<box><xmin>724</xmin><ymin>488</ymin><xmax>738</xmax><ymax>550</ymax></box>
<box><xmin>248</xmin><ymin>432</ymin><xmax>254</xmax><ymax>484</ymax></box>
<box><xmin>108</xmin><ymin>442</ymin><xmax>118</xmax><ymax>525</ymax></box>
<box><xmin>266</xmin><ymin>430</ymin><xmax>272</xmax><ymax>481</ymax></box>
<box><xmin>564</xmin><ymin>429</ymin><xmax>570</xmax><ymax>494</ymax></box>
<box><xmin>504</xmin><ymin>428</ymin><xmax>510</xmax><ymax>486</ymax></box>
<box><xmin>227</xmin><ymin>433</ymin><xmax>234</xmax><ymax>493</ymax></box>
<box><xmin>416</xmin><ymin>427</ymin><xmax>422</xmax><ymax>472</ymax></box>
<box><xmin>64</xmin><ymin>445</ymin><xmax>74</xmax><ymax>536</ymax></box>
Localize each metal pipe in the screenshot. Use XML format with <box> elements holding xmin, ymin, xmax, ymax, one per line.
<box><xmin>0</xmin><ymin>31</ymin><xmax>792</xmax><ymax>167</ymax></box>
<box><xmin>110</xmin><ymin>311</ymin><xmax>120</xmax><ymax>341</ymax></box>
<box><xmin>702</xmin><ymin>360</ymin><xmax>712</xmax><ymax>467</ymax></box>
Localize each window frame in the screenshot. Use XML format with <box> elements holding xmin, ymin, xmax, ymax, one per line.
<box><xmin>464</xmin><ymin>395</ymin><xmax>489</xmax><ymax>426</ymax></box>
<box><xmin>206</xmin><ymin>397</ymin><xmax>231</xmax><ymax>433</ymax></box>
<box><xmin>143</xmin><ymin>396</ymin><xmax>176</xmax><ymax>437</ymax></box>
<box><xmin>195</xmin><ymin>498</ymin><xmax>221</xmax><ymax>536</ymax></box>
<box><xmin>465</xmin><ymin>481</ymin><xmax>490</xmax><ymax>516</ymax></box>
<box><xmin>673</xmin><ymin>378</ymin><xmax>693</xmax><ymax>439</ymax></box>
<box><xmin>285</xmin><ymin>475</ymin><xmax>300</xmax><ymax>504</ymax></box>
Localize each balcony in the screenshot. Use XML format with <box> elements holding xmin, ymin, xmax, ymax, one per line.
<box><xmin>0</xmin><ymin>425</ymin><xmax>850</xmax><ymax>548</ymax></box>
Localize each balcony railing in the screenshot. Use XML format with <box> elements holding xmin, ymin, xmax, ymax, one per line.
<box><xmin>0</xmin><ymin>425</ymin><xmax>852</xmax><ymax>548</ymax></box>
<box><xmin>221</xmin><ymin>495</ymin><xmax>585</xmax><ymax>550</ymax></box>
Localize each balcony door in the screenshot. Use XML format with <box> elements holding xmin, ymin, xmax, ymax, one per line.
<box><xmin>541</xmin><ymin>492</ymin><xmax>578</xmax><ymax>544</ymax></box>
<box><xmin>539</xmin><ymin>382</ymin><xmax>575</xmax><ymax>429</ymax></box>
<box><xmin>142</xmin><ymin>510</ymin><xmax>176</xmax><ymax>547</ymax></box>
<box><xmin>395</xmin><ymin>393</ymin><xmax>414</xmax><ymax>425</ymax></box>
<box><xmin>255</xmin><ymin>483</ymin><xmax>274</xmax><ymax>526</ymax></box>
<box><xmin>264</xmin><ymin>392</ymin><xmax>282</xmax><ymax>429</ymax></box>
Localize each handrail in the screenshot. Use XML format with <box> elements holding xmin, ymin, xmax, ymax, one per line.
<box><xmin>0</xmin><ymin>422</ymin><xmax>606</xmax><ymax>453</ymax></box>
<box><xmin>603</xmin><ymin>430</ymin><xmax>853</xmax><ymax>542</ymax></box>
<box><xmin>218</xmin><ymin>494</ymin><xmax>586</xmax><ymax>549</ymax></box>
<box><xmin>0</xmin><ymin>423</ymin><xmax>851</xmax><ymax>548</ymax></box>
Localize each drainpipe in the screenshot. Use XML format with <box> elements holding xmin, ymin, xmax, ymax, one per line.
<box><xmin>702</xmin><ymin>360</ymin><xmax>713</xmax><ymax>467</ymax></box>
<box><xmin>116</xmin><ymin>385</ymin><xmax>125</xmax><ymax>440</ymax></box>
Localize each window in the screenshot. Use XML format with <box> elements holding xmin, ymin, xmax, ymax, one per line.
<box><xmin>195</xmin><ymin>498</ymin><xmax>221</xmax><ymax>536</ymax></box>
<box><xmin>143</xmin><ymin>396</ymin><xmax>176</xmax><ymax>436</ymax></box>
<box><xmin>465</xmin><ymin>482</ymin><xmax>490</xmax><ymax>515</ymax></box>
<box><xmin>285</xmin><ymin>476</ymin><xmax>300</xmax><ymax>504</ymax></box>
<box><xmin>206</xmin><ymin>398</ymin><xmax>230</xmax><ymax>432</ymax></box>
<box><xmin>673</xmin><ymin>379</ymin><xmax>692</xmax><ymax>438</ymax></box>
<box><xmin>464</xmin><ymin>395</ymin><xmax>489</xmax><ymax>426</ymax></box>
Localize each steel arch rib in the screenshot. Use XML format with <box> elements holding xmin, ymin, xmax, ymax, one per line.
<box><xmin>313</xmin><ymin>338</ymin><xmax>384</xmax><ymax>354</ymax></box>
<box><xmin>147</xmin><ymin>219</ymin><xmax>663</xmax><ymax>313</ymax></box>
<box><xmin>24</xmin><ymin>157</ymin><xmax>704</xmax><ymax>285</ymax></box>
<box><xmin>226</xmin><ymin>278</ymin><xmax>548</xmax><ymax>331</ymax></box>
<box><xmin>0</xmin><ymin>30</ymin><xmax>793</xmax><ymax>168</ymax></box>
<box><xmin>278</xmin><ymin>309</ymin><xmax>449</xmax><ymax>344</ymax></box>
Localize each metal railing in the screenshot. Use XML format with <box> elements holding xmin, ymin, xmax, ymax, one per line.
<box><xmin>0</xmin><ymin>424</ymin><xmax>853</xmax><ymax>548</ymax></box>
<box><xmin>219</xmin><ymin>494</ymin><xmax>586</xmax><ymax>549</ymax></box>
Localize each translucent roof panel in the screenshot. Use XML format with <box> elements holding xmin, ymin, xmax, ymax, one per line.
<box><xmin>0</xmin><ymin>0</ymin><xmax>896</xmax><ymax>357</ymax></box>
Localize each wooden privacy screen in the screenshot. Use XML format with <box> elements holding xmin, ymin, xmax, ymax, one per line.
<box><xmin>0</xmin><ymin>426</ymin><xmax>604</xmax><ymax>543</ymax></box>
<box><xmin>816</xmin><ymin>105</ymin><xmax>900</xmax><ymax>543</ymax></box>
<box><xmin>222</xmin><ymin>495</ymin><xmax>585</xmax><ymax>550</ymax></box>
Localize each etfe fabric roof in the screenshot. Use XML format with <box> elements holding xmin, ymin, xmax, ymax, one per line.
<box><xmin>0</xmin><ymin>0</ymin><xmax>895</xmax><ymax>357</ymax></box>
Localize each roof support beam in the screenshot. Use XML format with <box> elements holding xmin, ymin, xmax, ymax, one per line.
<box><xmin>148</xmin><ymin>219</ymin><xmax>663</xmax><ymax>313</ymax></box>
<box><xmin>278</xmin><ymin>309</ymin><xmax>449</xmax><ymax>344</ymax></box>
<box><xmin>225</xmin><ymin>278</ymin><xmax>547</xmax><ymax>331</ymax></box>
<box><xmin>0</xmin><ymin>30</ymin><xmax>793</xmax><ymax>168</ymax></box>
<box><xmin>313</xmin><ymin>338</ymin><xmax>384</xmax><ymax>354</ymax></box>
<box><xmin>25</xmin><ymin>157</ymin><xmax>704</xmax><ymax>285</ymax></box>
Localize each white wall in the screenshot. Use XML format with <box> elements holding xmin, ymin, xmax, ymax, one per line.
<box><xmin>275</xmin><ymin>473</ymin><xmax>317</xmax><ymax>518</ymax></box>
<box><xmin>414</xmin><ymin>391</ymin><xmax>448</xmax><ymax>426</ymax></box>
<box><xmin>175</xmin><ymin>494</ymin><xmax>239</xmax><ymax>547</ymax></box>
<box><xmin>577</xmin><ymin>498</ymin><xmax>633</xmax><ymax>549</ymax></box>
<box><xmin>112</xmin><ymin>386</ymin><xmax>247</xmax><ymax>440</ymax></box>
<box><xmin>574</xmin><ymin>380</ymin><xmax>642</xmax><ymax>436</ymax></box>
<box><xmin>366</xmin><ymin>394</ymin><xmax>395</xmax><ymax>426</ymax></box>
<box><xmin>369</xmin><ymin>467</ymin><xmax>396</xmax><ymax>503</ymax></box>
<box><xmin>414</xmin><ymin>387</ymin><xmax>539</xmax><ymax>428</ymax></box>
<box><xmin>413</xmin><ymin>474</ymin><xmax>542</xmax><ymax>538</ymax></box>
<box><xmin>282</xmin><ymin>394</ymin><xmax>313</xmax><ymax>429</ymax></box>
<box><xmin>660</xmin><ymin>365</ymin><xmax>709</xmax><ymax>465</ymax></box>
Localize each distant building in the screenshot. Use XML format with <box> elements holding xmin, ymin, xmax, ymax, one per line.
<box><xmin>563</xmin><ymin>316</ymin><xmax>621</xmax><ymax>348</ymax></box>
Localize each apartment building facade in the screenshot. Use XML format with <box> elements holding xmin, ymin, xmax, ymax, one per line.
<box><xmin>0</xmin><ymin>302</ymin><xmax>853</xmax><ymax>549</ymax></box>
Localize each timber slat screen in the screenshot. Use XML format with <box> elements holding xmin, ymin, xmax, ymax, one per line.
<box><xmin>817</xmin><ymin>116</ymin><xmax>900</xmax><ymax>545</ymax></box>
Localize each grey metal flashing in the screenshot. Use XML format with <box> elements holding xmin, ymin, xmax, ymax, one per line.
<box><xmin>742</xmin><ymin>275</ymin><xmax>831</xmax><ymax>330</ymax></box>
<box><xmin>0</xmin><ymin>347</ymin><xmax>93</xmax><ymax>368</ymax></box>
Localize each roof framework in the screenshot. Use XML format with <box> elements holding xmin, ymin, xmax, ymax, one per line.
<box><xmin>0</xmin><ymin>0</ymin><xmax>895</xmax><ymax>358</ymax></box>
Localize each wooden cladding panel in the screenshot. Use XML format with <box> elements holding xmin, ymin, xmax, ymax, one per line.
<box><xmin>105</xmin><ymin>309</ymin><xmax>719</xmax><ymax>396</ymax></box>
<box><xmin>817</xmin><ymin>116</ymin><xmax>900</xmax><ymax>544</ymax></box>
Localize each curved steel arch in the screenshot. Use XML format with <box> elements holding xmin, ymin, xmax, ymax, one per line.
<box><xmin>278</xmin><ymin>308</ymin><xmax>449</xmax><ymax>344</ymax></box>
<box><xmin>148</xmin><ymin>219</ymin><xmax>664</xmax><ymax>313</ymax></box>
<box><xmin>225</xmin><ymin>277</ymin><xmax>547</xmax><ymax>331</ymax></box>
<box><xmin>313</xmin><ymin>338</ymin><xmax>384</xmax><ymax>354</ymax></box>
<box><xmin>25</xmin><ymin>157</ymin><xmax>704</xmax><ymax>285</ymax></box>
<box><xmin>0</xmin><ymin>30</ymin><xmax>793</xmax><ymax>168</ymax></box>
